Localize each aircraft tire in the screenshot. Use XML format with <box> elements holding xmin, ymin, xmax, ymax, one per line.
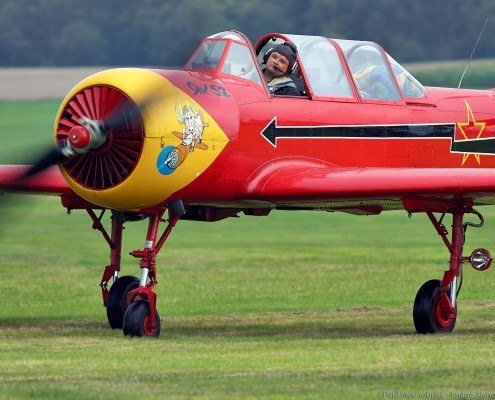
<box><xmin>106</xmin><ymin>275</ymin><xmax>139</xmax><ymax>329</ymax></box>
<box><xmin>123</xmin><ymin>300</ymin><xmax>161</xmax><ymax>337</ymax></box>
<box><xmin>413</xmin><ymin>279</ymin><xmax>456</xmax><ymax>334</ymax></box>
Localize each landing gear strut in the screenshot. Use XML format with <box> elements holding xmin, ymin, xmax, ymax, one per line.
<box><xmin>410</xmin><ymin>203</ymin><xmax>492</xmax><ymax>334</ymax></box>
<box><xmin>121</xmin><ymin>210</ymin><xmax>182</xmax><ymax>337</ymax></box>
<box><xmin>72</xmin><ymin>198</ymin><xmax>185</xmax><ymax>338</ymax></box>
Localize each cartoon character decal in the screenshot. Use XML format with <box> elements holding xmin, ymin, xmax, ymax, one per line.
<box><xmin>157</xmin><ymin>101</ymin><xmax>209</xmax><ymax>175</ymax></box>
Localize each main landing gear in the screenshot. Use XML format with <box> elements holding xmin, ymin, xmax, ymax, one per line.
<box><xmin>409</xmin><ymin>203</ymin><xmax>492</xmax><ymax>334</ymax></box>
<box><xmin>79</xmin><ymin>200</ymin><xmax>185</xmax><ymax>337</ymax></box>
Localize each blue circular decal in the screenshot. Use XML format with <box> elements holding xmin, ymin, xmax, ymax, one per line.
<box><xmin>156</xmin><ymin>146</ymin><xmax>176</xmax><ymax>175</ymax></box>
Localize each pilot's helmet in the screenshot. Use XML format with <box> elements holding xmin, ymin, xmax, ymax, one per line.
<box><xmin>264</xmin><ymin>41</ymin><xmax>298</xmax><ymax>73</ymax></box>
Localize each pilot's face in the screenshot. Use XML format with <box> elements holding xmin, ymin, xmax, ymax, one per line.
<box><xmin>266</xmin><ymin>52</ymin><xmax>290</xmax><ymax>76</ymax></box>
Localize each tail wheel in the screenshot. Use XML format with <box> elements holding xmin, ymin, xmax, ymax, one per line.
<box><xmin>123</xmin><ymin>300</ymin><xmax>161</xmax><ymax>337</ymax></box>
<box><xmin>106</xmin><ymin>275</ymin><xmax>139</xmax><ymax>329</ymax></box>
<box><xmin>413</xmin><ymin>279</ymin><xmax>456</xmax><ymax>334</ymax></box>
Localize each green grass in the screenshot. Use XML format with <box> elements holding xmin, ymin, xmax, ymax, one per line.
<box><xmin>2</xmin><ymin>198</ymin><xmax>495</xmax><ymax>399</ymax></box>
<box><xmin>3</xmin><ymin>101</ymin><xmax>495</xmax><ymax>399</ymax></box>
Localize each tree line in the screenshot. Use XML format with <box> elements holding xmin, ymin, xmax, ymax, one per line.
<box><xmin>1</xmin><ymin>0</ymin><xmax>495</xmax><ymax>67</ymax></box>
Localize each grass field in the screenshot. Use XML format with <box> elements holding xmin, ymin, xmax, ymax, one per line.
<box><xmin>2</xmin><ymin>101</ymin><xmax>495</xmax><ymax>399</ymax></box>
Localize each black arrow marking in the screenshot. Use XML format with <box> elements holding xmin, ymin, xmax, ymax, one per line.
<box><xmin>260</xmin><ymin>117</ymin><xmax>455</xmax><ymax>147</ymax></box>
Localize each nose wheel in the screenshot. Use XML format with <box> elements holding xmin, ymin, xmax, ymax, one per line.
<box><xmin>84</xmin><ymin>202</ymin><xmax>185</xmax><ymax>338</ymax></box>
<box><xmin>123</xmin><ymin>300</ymin><xmax>161</xmax><ymax>337</ymax></box>
<box><xmin>106</xmin><ymin>275</ymin><xmax>139</xmax><ymax>329</ymax></box>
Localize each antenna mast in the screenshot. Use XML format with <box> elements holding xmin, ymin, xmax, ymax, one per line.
<box><xmin>458</xmin><ymin>18</ymin><xmax>488</xmax><ymax>89</ymax></box>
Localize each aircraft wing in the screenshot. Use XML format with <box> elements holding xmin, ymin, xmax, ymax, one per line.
<box><xmin>0</xmin><ymin>165</ymin><xmax>72</xmax><ymax>195</ymax></box>
<box><xmin>241</xmin><ymin>160</ymin><xmax>495</xmax><ymax>213</ymax></box>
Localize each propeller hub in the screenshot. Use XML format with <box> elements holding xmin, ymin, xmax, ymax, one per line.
<box><xmin>68</xmin><ymin>125</ymin><xmax>91</xmax><ymax>149</ymax></box>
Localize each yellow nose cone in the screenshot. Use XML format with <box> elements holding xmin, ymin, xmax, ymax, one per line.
<box><xmin>56</xmin><ymin>68</ymin><xmax>229</xmax><ymax>210</ymax></box>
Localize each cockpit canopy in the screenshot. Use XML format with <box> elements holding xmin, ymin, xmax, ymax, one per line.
<box><xmin>183</xmin><ymin>31</ymin><xmax>425</xmax><ymax>101</ymax></box>
<box><xmin>184</xmin><ymin>31</ymin><xmax>263</xmax><ymax>86</ymax></box>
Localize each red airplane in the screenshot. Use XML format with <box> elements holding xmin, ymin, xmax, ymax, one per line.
<box><xmin>2</xmin><ymin>30</ymin><xmax>495</xmax><ymax>337</ymax></box>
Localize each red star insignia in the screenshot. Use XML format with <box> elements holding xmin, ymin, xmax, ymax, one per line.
<box><xmin>456</xmin><ymin>100</ymin><xmax>486</xmax><ymax>166</ymax></box>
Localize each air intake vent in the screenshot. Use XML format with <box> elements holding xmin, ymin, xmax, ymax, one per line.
<box><xmin>57</xmin><ymin>86</ymin><xmax>144</xmax><ymax>190</ymax></box>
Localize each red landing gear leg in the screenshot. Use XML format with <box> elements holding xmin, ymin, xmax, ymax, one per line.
<box><xmin>88</xmin><ymin>210</ymin><xmax>141</xmax><ymax>330</ymax></box>
<box><xmin>413</xmin><ymin>206</ymin><xmax>491</xmax><ymax>334</ymax></box>
<box><xmin>123</xmin><ymin>202</ymin><xmax>184</xmax><ymax>338</ymax></box>
<box><xmin>103</xmin><ymin>212</ymin><xmax>144</xmax><ymax>330</ymax></box>
<box><xmin>98</xmin><ymin>211</ymin><xmax>124</xmax><ymax>306</ymax></box>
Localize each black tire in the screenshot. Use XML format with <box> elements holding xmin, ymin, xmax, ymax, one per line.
<box><xmin>123</xmin><ymin>300</ymin><xmax>161</xmax><ymax>337</ymax></box>
<box><xmin>413</xmin><ymin>279</ymin><xmax>456</xmax><ymax>334</ymax></box>
<box><xmin>106</xmin><ymin>275</ymin><xmax>139</xmax><ymax>329</ymax></box>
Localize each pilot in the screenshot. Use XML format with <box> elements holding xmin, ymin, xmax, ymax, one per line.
<box><xmin>262</xmin><ymin>41</ymin><xmax>301</xmax><ymax>96</ymax></box>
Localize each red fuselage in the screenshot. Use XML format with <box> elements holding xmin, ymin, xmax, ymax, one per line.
<box><xmin>165</xmin><ymin>69</ymin><xmax>495</xmax><ymax>210</ymax></box>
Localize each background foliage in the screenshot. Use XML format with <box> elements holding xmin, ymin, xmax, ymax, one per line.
<box><xmin>2</xmin><ymin>0</ymin><xmax>495</xmax><ymax>67</ymax></box>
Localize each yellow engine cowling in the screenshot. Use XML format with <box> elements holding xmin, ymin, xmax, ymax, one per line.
<box><xmin>55</xmin><ymin>68</ymin><xmax>229</xmax><ymax>211</ymax></box>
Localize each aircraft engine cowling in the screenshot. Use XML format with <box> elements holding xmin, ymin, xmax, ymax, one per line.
<box><xmin>57</xmin><ymin>85</ymin><xmax>144</xmax><ymax>191</ymax></box>
<box><xmin>55</xmin><ymin>68</ymin><xmax>231</xmax><ymax>211</ymax></box>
